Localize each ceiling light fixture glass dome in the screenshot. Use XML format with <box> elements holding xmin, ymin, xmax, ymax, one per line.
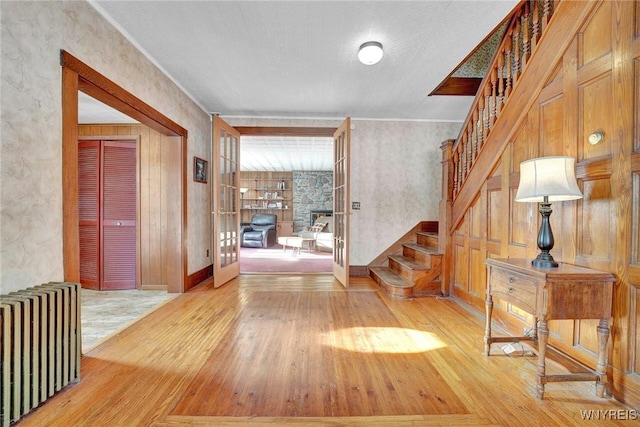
<box><xmin>358</xmin><ymin>41</ymin><xmax>383</xmax><ymax>65</ymax></box>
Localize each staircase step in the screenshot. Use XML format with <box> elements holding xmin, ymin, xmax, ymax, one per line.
<box><xmin>370</xmin><ymin>266</ymin><xmax>414</xmax><ymax>299</ymax></box>
<box><xmin>413</xmin><ymin>280</ymin><xmax>443</xmax><ymax>297</ymax></box>
<box><xmin>416</xmin><ymin>231</ymin><xmax>439</xmax><ymax>248</ymax></box>
<box><xmin>388</xmin><ymin>255</ymin><xmax>430</xmax><ymax>282</ymax></box>
<box><xmin>389</xmin><ymin>254</ymin><xmax>427</xmax><ymax>271</ymax></box>
<box><xmin>403</xmin><ymin>243</ymin><xmax>442</xmax><ymax>267</ymax></box>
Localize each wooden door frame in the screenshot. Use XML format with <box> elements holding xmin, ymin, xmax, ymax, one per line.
<box><xmin>234</xmin><ymin>125</ymin><xmax>341</xmax><ymax>276</ymax></box>
<box><xmin>61</xmin><ymin>50</ymin><xmax>187</xmax><ymax>293</ymax></box>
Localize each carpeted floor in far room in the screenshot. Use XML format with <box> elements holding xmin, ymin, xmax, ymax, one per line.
<box><xmin>240</xmin><ymin>244</ymin><xmax>332</xmax><ymax>273</ymax></box>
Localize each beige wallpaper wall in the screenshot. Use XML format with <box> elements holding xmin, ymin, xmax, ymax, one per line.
<box><xmin>0</xmin><ymin>1</ymin><xmax>462</xmax><ymax>294</ymax></box>
<box><xmin>0</xmin><ymin>1</ymin><xmax>211</xmax><ymax>293</ymax></box>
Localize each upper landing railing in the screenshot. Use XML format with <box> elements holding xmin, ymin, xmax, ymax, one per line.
<box><xmin>450</xmin><ymin>0</ymin><xmax>557</xmax><ymax>201</ymax></box>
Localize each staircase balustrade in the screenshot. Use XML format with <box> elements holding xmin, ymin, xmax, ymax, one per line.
<box><xmin>450</xmin><ymin>0</ymin><xmax>557</xmax><ymax>201</ymax></box>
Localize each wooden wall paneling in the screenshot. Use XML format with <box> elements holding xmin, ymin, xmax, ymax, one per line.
<box><xmin>470</xmin><ymin>190</ymin><xmax>486</xmax><ymax>300</ymax></box>
<box><xmin>575</xmin><ymin>318</ymin><xmax>600</xmax><ymax>357</ymax></box>
<box><xmin>636</xmin><ymin>0</ymin><xmax>640</xmax><ymax>41</ymax></box>
<box><xmin>444</xmin><ymin>0</ymin><xmax>640</xmax><ymax>406</ymax></box>
<box><xmin>469</xmin><ymin>247</ymin><xmax>485</xmax><ymax>300</ymax></box>
<box><xmin>580</xmin><ymin>73</ymin><xmax>613</xmax><ymax>160</ymax></box>
<box><xmin>78</xmin><ymin>125</ymin><xmax>171</xmax><ymax>289</ymax></box>
<box><xmin>148</xmin><ymin>128</ymin><xmax>163</xmax><ymax>286</ymax></box>
<box><xmin>539</xmin><ymin>96</ymin><xmax>564</xmax><ymax>156</ymax></box>
<box><xmin>139</xmin><ymin>125</ymin><xmax>152</xmax><ymax>286</ymax></box>
<box><xmin>607</xmin><ymin>0</ymin><xmax>638</xmax><ymax>388</ymax></box>
<box><xmin>487</xmin><ymin>178</ymin><xmax>502</xmax><ymax>243</ymax></box>
<box><xmin>469</xmin><ymin>195</ymin><xmax>483</xmax><ymax>240</ymax></box>
<box><xmin>633</xmin><ymin>285</ymin><xmax>640</xmax><ymax>374</ymax></box>
<box><xmin>576</xmin><ymin>179</ymin><xmax>613</xmax><ymax>271</ymax></box>
<box><xmin>163</xmin><ymin>135</ymin><xmax>184</xmax><ymax>293</ymax></box>
<box><xmin>579</xmin><ymin>0</ymin><xmax>612</xmax><ymax>66</ymax></box>
<box><xmin>453</xmin><ymin>219</ymin><xmax>468</xmax><ymax>298</ymax></box>
<box><xmin>160</xmin><ymin>133</ymin><xmax>172</xmax><ymax>288</ymax></box>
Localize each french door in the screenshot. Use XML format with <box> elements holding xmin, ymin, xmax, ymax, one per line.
<box><xmin>212</xmin><ymin>116</ymin><xmax>241</xmax><ymax>287</ymax></box>
<box><xmin>333</xmin><ymin>118</ymin><xmax>350</xmax><ymax>287</ymax></box>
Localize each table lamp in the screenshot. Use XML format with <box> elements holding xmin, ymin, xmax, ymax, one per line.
<box><xmin>515</xmin><ymin>156</ymin><xmax>583</xmax><ymax>268</ymax></box>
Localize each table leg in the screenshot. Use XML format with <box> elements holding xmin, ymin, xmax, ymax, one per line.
<box><xmin>536</xmin><ymin>319</ymin><xmax>549</xmax><ymax>399</ymax></box>
<box><xmin>484</xmin><ymin>294</ymin><xmax>493</xmax><ymax>356</ymax></box>
<box><xmin>595</xmin><ymin>318</ymin><xmax>610</xmax><ymax>397</ymax></box>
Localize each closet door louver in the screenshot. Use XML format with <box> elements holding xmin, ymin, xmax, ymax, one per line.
<box><xmin>78</xmin><ymin>141</ymin><xmax>100</xmax><ymax>290</ymax></box>
<box><xmin>101</xmin><ymin>141</ymin><xmax>137</xmax><ymax>290</ymax></box>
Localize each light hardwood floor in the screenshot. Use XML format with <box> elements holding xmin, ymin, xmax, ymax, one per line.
<box><xmin>18</xmin><ymin>275</ymin><xmax>632</xmax><ymax>426</ymax></box>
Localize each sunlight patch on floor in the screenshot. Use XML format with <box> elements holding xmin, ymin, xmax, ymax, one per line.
<box><xmin>322</xmin><ymin>326</ymin><xmax>446</xmax><ymax>354</ymax></box>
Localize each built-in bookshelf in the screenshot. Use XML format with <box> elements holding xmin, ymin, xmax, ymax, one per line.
<box><xmin>240</xmin><ymin>171</ymin><xmax>293</xmax><ymax>236</ymax></box>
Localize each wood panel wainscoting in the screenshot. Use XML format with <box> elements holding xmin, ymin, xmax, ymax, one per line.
<box><xmin>441</xmin><ymin>0</ymin><xmax>640</xmax><ymax>408</ymax></box>
<box><xmin>16</xmin><ymin>275</ymin><xmax>632</xmax><ymax>426</ymax></box>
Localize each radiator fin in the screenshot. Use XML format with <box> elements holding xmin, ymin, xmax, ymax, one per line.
<box><xmin>0</xmin><ymin>282</ymin><xmax>81</xmax><ymax>426</ymax></box>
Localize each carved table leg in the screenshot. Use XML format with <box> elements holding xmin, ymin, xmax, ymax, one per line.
<box><xmin>536</xmin><ymin>319</ymin><xmax>549</xmax><ymax>399</ymax></box>
<box><xmin>484</xmin><ymin>294</ymin><xmax>493</xmax><ymax>356</ymax></box>
<box><xmin>596</xmin><ymin>318</ymin><xmax>610</xmax><ymax>397</ymax></box>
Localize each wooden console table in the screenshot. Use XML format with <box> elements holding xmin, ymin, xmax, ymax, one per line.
<box><xmin>484</xmin><ymin>258</ymin><xmax>615</xmax><ymax>399</ymax></box>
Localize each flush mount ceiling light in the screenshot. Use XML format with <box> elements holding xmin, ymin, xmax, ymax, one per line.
<box><xmin>358</xmin><ymin>41</ymin><xmax>383</xmax><ymax>65</ymax></box>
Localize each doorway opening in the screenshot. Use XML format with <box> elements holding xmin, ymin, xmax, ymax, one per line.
<box><xmin>62</xmin><ymin>51</ymin><xmax>187</xmax><ymax>351</ymax></box>
<box><xmin>238</xmin><ymin>133</ymin><xmax>334</xmax><ymax>274</ymax></box>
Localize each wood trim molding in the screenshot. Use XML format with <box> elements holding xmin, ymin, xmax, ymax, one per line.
<box><xmin>186</xmin><ymin>264</ymin><xmax>213</xmax><ymax>291</ymax></box>
<box><xmin>349</xmin><ymin>266</ymin><xmax>369</xmax><ymax>277</ymax></box>
<box><xmin>62</xmin><ymin>50</ymin><xmax>188</xmax><ymax>292</ymax></box>
<box><xmin>234</xmin><ymin>127</ymin><xmax>337</xmax><ymax>137</ymax></box>
<box><xmin>62</xmin><ymin>66</ymin><xmax>80</xmax><ymax>283</ymax></box>
<box><xmin>61</xmin><ymin>50</ymin><xmax>187</xmax><ymax>138</ymax></box>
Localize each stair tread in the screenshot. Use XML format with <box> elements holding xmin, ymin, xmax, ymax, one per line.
<box><xmin>403</xmin><ymin>242</ymin><xmax>442</xmax><ymax>254</ymax></box>
<box><xmin>389</xmin><ymin>254</ymin><xmax>427</xmax><ymax>270</ymax></box>
<box><xmin>370</xmin><ymin>267</ymin><xmax>414</xmax><ymax>288</ymax></box>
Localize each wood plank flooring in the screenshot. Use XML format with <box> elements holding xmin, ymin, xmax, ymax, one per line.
<box><xmin>17</xmin><ymin>275</ymin><xmax>632</xmax><ymax>426</ymax></box>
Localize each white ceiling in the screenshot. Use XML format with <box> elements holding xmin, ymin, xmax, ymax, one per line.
<box><xmin>90</xmin><ymin>0</ymin><xmax>517</xmax><ymax>121</ymax></box>
<box><xmin>240</xmin><ymin>136</ymin><xmax>333</xmax><ymax>171</ymax></box>
<box><xmin>82</xmin><ymin>0</ymin><xmax>519</xmax><ymax>170</ymax></box>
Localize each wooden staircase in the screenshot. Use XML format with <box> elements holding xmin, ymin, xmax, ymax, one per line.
<box><xmin>370</xmin><ymin>228</ymin><xmax>443</xmax><ymax>299</ymax></box>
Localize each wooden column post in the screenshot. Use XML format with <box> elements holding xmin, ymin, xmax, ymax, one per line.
<box><xmin>439</xmin><ymin>139</ymin><xmax>454</xmax><ymax>296</ymax></box>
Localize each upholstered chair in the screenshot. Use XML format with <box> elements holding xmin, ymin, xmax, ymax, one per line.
<box><xmin>240</xmin><ymin>214</ymin><xmax>277</xmax><ymax>248</ymax></box>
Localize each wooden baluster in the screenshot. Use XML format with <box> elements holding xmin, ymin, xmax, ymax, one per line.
<box><xmin>513</xmin><ymin>17</ymin><xmax>521</xmax><ymax>83</ymax></box>
<box><xmin>541</xmin><ymin>0</ymin><xmax>552</xmax><ymax>33</ymax></box>
<box><xmin>460</xmin><ymin>137</ymin><xmax>467</xmax><ymax>181</ymax></box>
<box><xmin>484</xmin><ymin>83</ymin><xmax>492</xmax><ymax>134</ymax></box>
<box><xmin>496</xmin><ymin>52</ymin><xmax>505</xmax><ymax>116</ymax></box>
<box><xmin>490</xmin><ymin>67</ymin><xmax>497</xmax><ymax>128</ymax></box>
<box><xmin>522</xmin><ymin>2</ymin><xmax>531</xmax><ymax>66</ymax></box>
<box><xmin>478</xmin><ymin>96</ymin><xmax>485</xmax><ymax>148</ymax></box>
<box><xmin>453</xmin><ymin>150</ymin><xmax>460</xmax><ymax>197</ymax></box>
<box><xmin>468</xmin><ymin>121</ymin><xmax>474</xmax><ymax>167</ymax></box>
<box><xmin>472</xmin><ymin>109</ymin><xmax>479</xmax><ymax>161</ymax></box>
<box><xmin>531</xmin><ymin>0</ymin><xmax>540</xmax><ymax>52</ymax></box>
<box><xmin>504</xmin><ymin>29</ymin><xmax>513</xmax><ymax>99</ymax></box>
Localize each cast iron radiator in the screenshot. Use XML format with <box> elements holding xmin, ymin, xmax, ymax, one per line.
<box><xmin>1</xmin><ymin>282</ymin><xmax>81</xmax><ymax>426</ymax></box>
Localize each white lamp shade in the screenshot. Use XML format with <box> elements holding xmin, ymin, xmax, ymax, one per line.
<box><xmin>358</xmin><ymin>41</ymin><xmax>383</xmax><ymax>65</ymax></box>
<box><xmin>515</xmin><ymin>156</ymin><xmax>583</xmax><ymax>202</ymax></box>
<box><xmin>240</xmin><ymin>187</ymin><xmax>249</xmax><ymax>194</ymax></box>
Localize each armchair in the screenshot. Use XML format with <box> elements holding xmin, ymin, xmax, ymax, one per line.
<box><xmin>240</xmin><ymin>213</ymin><xmax>277</xmax><ymax>248</ymax></box>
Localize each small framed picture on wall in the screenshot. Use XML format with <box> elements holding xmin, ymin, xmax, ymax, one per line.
<box><xmin>194</xmin><ymin>156</ymin><xmax>208</xmax><ymax>183</ymax></box>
